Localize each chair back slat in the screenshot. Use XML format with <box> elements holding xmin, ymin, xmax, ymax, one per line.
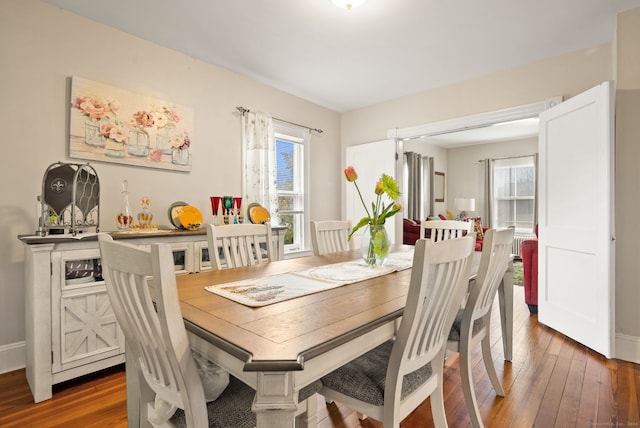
<box><xmin>470</xmin><ymin>228</ymin><xmax>514</xmax><ymax>320</ymax></box>
<box><xmin>310</xmin><ymin>220</ymin><xmax>353</xmax><ymax>255</ymax></box>
<box><xmin>98</xmin><ymin>234</ymin><xmax>208</xmax><ymax>427</ymax></box>
<box><xmin>392</xmin><ymin>236</ymin><xmax>475</xmax><ymax>376</ymax></box>
<box><xmin>420</xmin><ymin>220</ymin><xmax>472</xmax><ymax>243</ymax></box>
<box><xmin>206</xmin><ymin>223</ymin><xmax>274</xmax><ymax>270</ymax></box>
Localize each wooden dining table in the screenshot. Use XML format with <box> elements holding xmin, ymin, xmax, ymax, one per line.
<box><xmin>126</xmin><ymin>245</ymin><xmax>513</xmax><ymax>427</ymax></box>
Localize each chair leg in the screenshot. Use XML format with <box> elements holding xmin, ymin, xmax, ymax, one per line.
<box><xmin>460</xmin><ymin>326</ymin><xmax>484</xmax><ymax>428</ymax></box>
<box><xmin>296</xmin><ymin>395</ymin><xmax>318</xmax><ymax>428</ymax></box>
<box><xmin>481</xmin><ymin>332</ymin><xmax>505</xmax><ymax>396</ymax></box>
<box><xmin>430</xmin><ymin>380</ymin><xmax>448</xmax><ymax>427</ymax></box>
<box><xmin>430</xmin><ymin>351</ymin><xmax>449</xmax><ymax>428</ymax></box>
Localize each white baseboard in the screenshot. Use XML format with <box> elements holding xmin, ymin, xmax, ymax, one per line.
<box><xmin>0</xmin><ymin>341</ymin><xmax>25</xmax><ymax>374</ymax></box>
<box><xmin>615</xmin><ymin>333</ymin><xmax>640</xmax><ymax>364</ymax></box>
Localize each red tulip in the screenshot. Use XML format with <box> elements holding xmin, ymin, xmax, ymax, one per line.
<box><xmin>375</xmin><ymin>181</ymin><xmax>383</xmax><ymax>195</ymax></box>
<box><xmin>344</xmin><ymin>166</ymin><xmax>358</xmax><ymax>182</ymax></box>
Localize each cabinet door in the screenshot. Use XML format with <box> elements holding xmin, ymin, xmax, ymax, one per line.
<box><xmin>193</xmin><ymin>240</ymin><xmax>211</xmax><ymax>272</ymax></box>
<box><xmin>138</xmin><ymin>242</ymin><xmax>194</xmax><ymax>274</ymax></box>
<box><xmin>51</xmin><ymin>249</ymin><xmax>125</xmax><ymax>373</ymax></box>
<box><xmin>169</xmin><ymin>242</ymin><xmax>194</xmax><ymax>275</ymax></box>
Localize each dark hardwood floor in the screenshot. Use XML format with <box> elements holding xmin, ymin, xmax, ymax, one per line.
<box><xmin>1</xmin><ymin>282</ymin><xmax>638</xmax><ymax>428</ymax></box>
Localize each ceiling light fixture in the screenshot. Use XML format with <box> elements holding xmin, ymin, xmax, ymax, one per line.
<box><xmin>331</xmin><ymin>0</ymin><xmax>367</xmax><ymax>10</ymax></box>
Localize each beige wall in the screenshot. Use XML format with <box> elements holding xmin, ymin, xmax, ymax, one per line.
<box><xmin>2</xmin><ymin>0</ymin><xmax>638</xmax><ymax>369</ymax></box>
<box><xmin>342</xmin><ymin>10</ymin><xmax>640</xmax><ymax>361</ymax></box>
<box><xmin>341</xmin><ymin>44</ymin><xmax>612</xmax><ymax>149</ymax></box>
<box><xmin>615</xmin><ymin>8</ymin><xmax>640</xmax><ymax>352</ymax></box>
<box><xmin>0</xmin><ymin>0</ymin><xmax>341</xmax><ymax>368</ymax></box>
<box><xmin>447</xmin><ymin>137</ymin><xmax>538</xmax><ymax>219</ymax></box>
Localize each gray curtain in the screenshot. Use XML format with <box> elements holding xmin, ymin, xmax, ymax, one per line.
<box><xmin>480</xmin><ymin>159</ymin><xmax>493</xmax><ymax>228</ymax></box>
<box><xmin>426</xmin><ymin>157</ymin><xmax>434</xmax><ymax>217</ymax></box>
<box><xmin>533</xmin><ymin>153</ymin><xmax>538</xmax><ymax>229</ymax></box>
<box><xmin>405</xmin><ymin>151</ymin><xmax>422</xmax><ymax>220</ymax></box>
<box><xmin>404</xmin><ymin>152</ymin><xmax>433</xmax><ymax>220</ymax></box>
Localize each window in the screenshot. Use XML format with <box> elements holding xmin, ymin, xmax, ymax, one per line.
<box><xmin>492</xmin><ymin>155</ymin><xmax>536</xmax><ymax>232</ymax></box>
<box><xmin>274</xmin><ymin>122</ymin><xmax>309</xmax><ymax>254</ymax></box>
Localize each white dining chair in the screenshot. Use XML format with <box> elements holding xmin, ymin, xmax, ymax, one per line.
<box><xmin>319</xmin><ymin>236</ymin><xmax>475</xmax><ymax>427</ymax></box>
<box><xmin>206</xmin><ymin>223</ymin><xmax>274</xmax><ymax>270</ymax></box>
<box><xmin>99</xmin><ymin>234</ymin><xmax>321</xmax><ymax>427</ymax></box>
<box><xmin>310</xmin><ymin>220</ymin><xmax>353</xmax><ymax>255</ymax></box>
<box><xmin>447</xmin><ymin>228</ymin><xmax>514</xmax><ymax>428</ymax></box>
<box><xmin>98</xmin><ymin>234</ymin><xmax>256</xmax><ymax>427</ymax></box>
<box><xmin>420</xmin><ymin>219</ymin><xmax>472</xmax><ymax>242</ymax></box>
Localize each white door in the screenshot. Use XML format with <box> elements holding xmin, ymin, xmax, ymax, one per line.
<box><xmin>345</xmin><ymin>139</ymin><xmax>400</xmax><ymax>245</ymax></box>
<box><xmin>538</xmin><ymin>81</ymin><xmax>615</xmax><ymax>358</ymax></box>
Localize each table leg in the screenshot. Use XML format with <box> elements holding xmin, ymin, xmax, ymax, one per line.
<box><xmin>497</xmin><ymin>259</ymin><xmax>514</xmax><ymax>361</ymax></box>
<box><xmin>253</xmin><ymin>372</ymin><xmax>298</xmax><ymax>428</ymax></box>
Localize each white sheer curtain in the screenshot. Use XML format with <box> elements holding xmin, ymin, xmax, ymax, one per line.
<box><xmin>241</xmin><ymin>110</ymin><xmax>279</xmax><ymax>223</ymax></box>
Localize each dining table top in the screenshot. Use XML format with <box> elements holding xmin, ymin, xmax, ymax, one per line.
<box><xmin>177</xmin><ymin>245</ymin><xmax>420</xmax><ymax>371</ymax></box>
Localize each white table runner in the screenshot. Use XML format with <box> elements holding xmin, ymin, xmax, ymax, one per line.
<box><xmin>204</xmin><ymin>250</ymin><xmax>414</xmax><ymax>307</ymax></box>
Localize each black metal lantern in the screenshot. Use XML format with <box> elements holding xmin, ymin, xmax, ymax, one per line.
<box><xmin>39</xmin><ymin>162</ymin><xmax>100</xmax><ymax>235</ymax></box>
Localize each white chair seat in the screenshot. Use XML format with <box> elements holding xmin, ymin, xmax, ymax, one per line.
<box><xmin>320</xmin><ymin>340</ymin><xmax>432</xmax><ymax>407</ymax></box>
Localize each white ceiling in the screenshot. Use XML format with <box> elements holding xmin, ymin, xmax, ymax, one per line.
<box><xmin>42</xmin><ymin>0</ymin><xmax>640</xmax><ymax>113</ymax></box>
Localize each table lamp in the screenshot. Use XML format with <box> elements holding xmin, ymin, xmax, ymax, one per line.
<box><xmin>454</xmin><ymin>198</ymin><xmax>475</xmax><ymax>219</ymax></box>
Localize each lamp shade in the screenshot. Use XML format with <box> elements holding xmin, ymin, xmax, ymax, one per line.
<box><xmin>454</xmin><ymin>198</ymin><xmax>476</xmax><ymax>212</ymax></box>
<box><xmin>331</xmin><ymin>0</ymin><xmax>367</xmax><ymax>10</ymax></box>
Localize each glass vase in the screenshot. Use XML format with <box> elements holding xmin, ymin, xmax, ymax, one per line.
<box><xmin>105</xmin><ymin>139</ymin><xmax>126</xmax><ymax>158</ymax></box>
<box><xmin>171</xmin><ymin>148</ymin><xmax>189</xmax><ymax>165</ymax></box>
<box><xmin>84</xmin><ymin>118</ymin><xmax>104</xmax><ymax>147</ymax></box>
<box><xmin>361</xmin><ymin>223</ymin><xmax>390</xmax><ymax>266</ymax></box>
<box><xmin>128</xmin><ymin>130</ymin><xmax>150</xmax><ymax>156</ymax></box>
<box><xmin>156</xmin><ymin>127</ymin><xmax>172</xmax><ymax>154</ymax></box>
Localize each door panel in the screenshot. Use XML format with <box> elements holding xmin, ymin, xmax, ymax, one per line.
<box><xmin>345</xmin><ymin>140</ymin><xmax>398</xmax><ymax>244</ymax></box>
<box><xmin>538</xmin><ymin>81</ymin><xmax>615</xmax><ymax>358</ymax></box>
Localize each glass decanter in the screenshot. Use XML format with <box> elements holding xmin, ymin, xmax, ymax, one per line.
<box><xmin>116</xmin><ymin>179</ymin><xmax>133</xmax><ymax>230</ymax></box>
<box><xmin>137</xmin><ymin>196</ymin><xmax>153</xmax><ymax>228</ymax></box>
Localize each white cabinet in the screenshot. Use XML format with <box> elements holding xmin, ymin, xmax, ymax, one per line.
<box><xmin>21</xmin><ymin>228</ymin><xmax>286</xmax><ymax>402</ymax></box>
<box><xmin>50</xmin><ymin>248</ymin><xmax>125</xmax><ymax>376</ymax></box>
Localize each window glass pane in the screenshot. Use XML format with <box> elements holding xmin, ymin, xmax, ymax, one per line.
<box><xmin>494</xmin><ymin>167</ymin><xmax>512</xmax><ymax>197</ymax></box>
<box><xmin>274</xmin><ymin>127</ymin><xmax>305</xmax><ymax>253</ymax></box>
<box><xmin>492</xmin><ymin>155</ymin><xmax>536</xmax><ymax>232</ymax></box>
<box><xmin>515</xmin><ymin>199</ymin><xmax>534</xmax><ymax>229</ymax></box>
<box><xmin>278</xmin><ymin>194</ymin><xmax>296</xmax><ymax>211</ymax></box>
<box><xmin>276</xmin><ymin>139</ymin><xmax>294</xmax><ymax>191</ymax></box>
<box><xmin>278</xmin><ymin>212</ymin><xmax>303</xmax><ymax>249</ymax></box>
<box><xmin>515</xmin><ymin>166</ymin><xmax>534</xmax><ymax>196</ymax></box>
<box><xmin>496</xmin><ymin>200</ymin><xmax>514</xmax><ymax>228</ymax></box>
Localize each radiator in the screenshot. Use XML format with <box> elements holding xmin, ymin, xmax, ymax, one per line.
<box><xmin>512</xmin><ymin>233</ymin><xmax>536</xmax><ymax>258</ymax></box>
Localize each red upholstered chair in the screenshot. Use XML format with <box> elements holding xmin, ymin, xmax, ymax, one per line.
<box><xmin>403</xmin><ymin>218</ymin><xmax>421</xmax><ymax>245</ymax></box>
<box><xmin>521</xmin><ymin>225</ymin><xmax>539</xmax><ymax>314</ymax></box>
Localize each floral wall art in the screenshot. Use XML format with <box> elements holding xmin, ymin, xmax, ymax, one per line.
<box><xmin>69</xmin><ymin>76</ymin><xmax>194</xmax><ymax>172</ymax></box>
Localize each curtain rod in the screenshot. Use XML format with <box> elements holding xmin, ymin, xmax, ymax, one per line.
<box><xmin>236</xmin><ymin>106</ymin><xmax>323</xmax><ymax>134</ymax></box>
<box><xmin>477</xmin><ymin>153</ymin><xmax>537</xmax><ymax>163</ymax></box>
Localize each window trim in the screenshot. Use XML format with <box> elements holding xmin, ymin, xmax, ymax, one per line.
<box><xmin>273</xmin><ymin>121</ymin><xmax>310</xmax><ymax>255</ymax></box>
<box><xmin>492</xmin><ymin>156</ymin><xmax>536</xmax><ymax>233</ymax></box>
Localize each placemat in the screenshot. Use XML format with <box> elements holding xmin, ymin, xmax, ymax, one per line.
<box><xmin>204</xmin><ymin>250</ymin><xmax>414</xmax><ymax>307</ymax></box>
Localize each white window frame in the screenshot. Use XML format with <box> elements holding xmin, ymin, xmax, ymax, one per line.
<box><xmin>492</xmin><ymin>155</ymin><xmax>536</xmax><ymax>233</ymax></box>
<box><xmin>273</xmin><ymin>121</ymin><xmax>310</xmax><ymax>255</ymax></box>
